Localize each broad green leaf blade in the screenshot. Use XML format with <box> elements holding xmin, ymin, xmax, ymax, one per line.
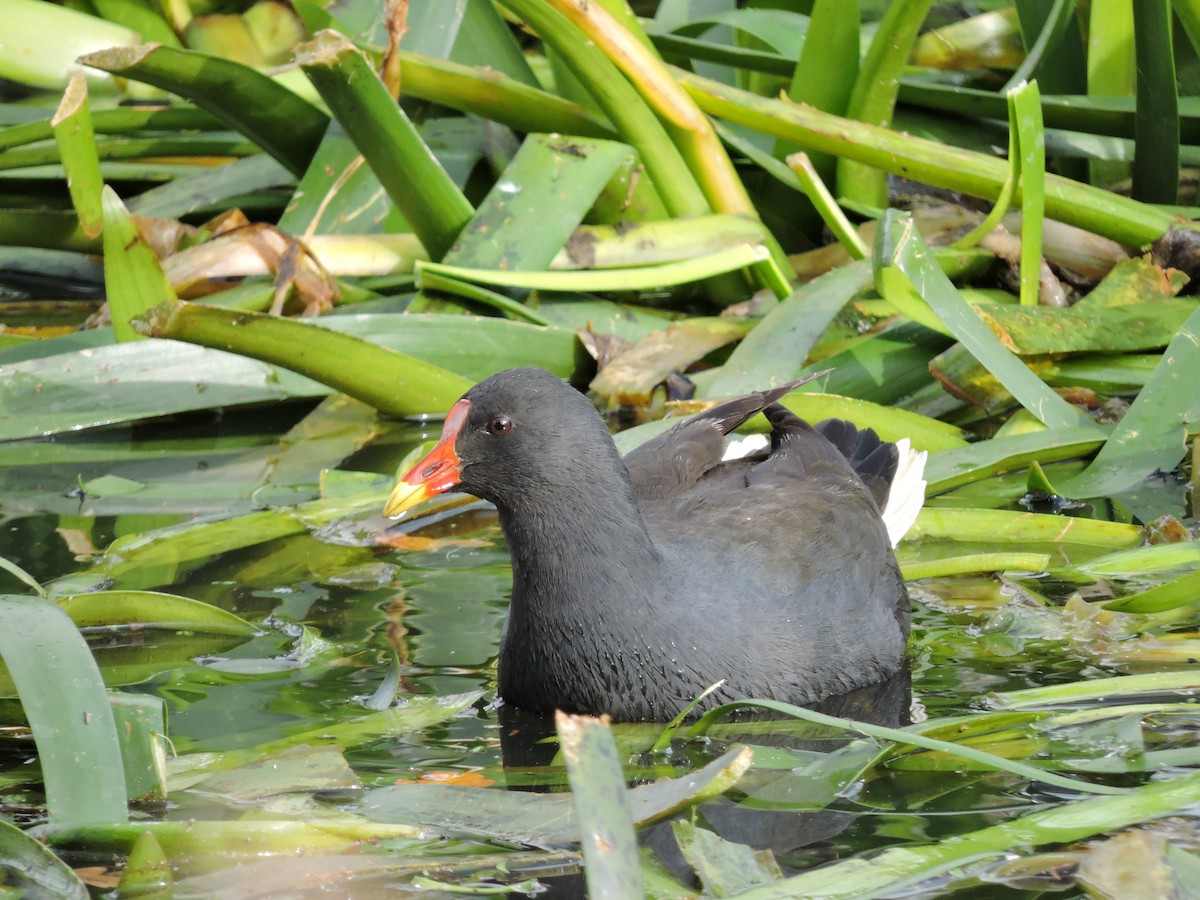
<box><xmin>1087</xmin><ymin>0</ymin><xmax>1135</xmax><ymax>187</ymax></box>
<box><xmin>79</xmin><ymin>43</ymin><xmax>328</xmax><ymax>177</ymax></box>
<box><xmin>538</xmin><ymin>0</ymin><xmax>785</xmax><ymax>272</ymax></box>
<box><xmin>0</xmin><ymin>314</ymin><xmax>584</xmax><ymax>439</ymax></box>
<box><xmin>497</xmin><ymin>0</ymin><xmax>711</xmax><ymax>222</ymax></box>
<box><xmin>673</xmin><ymin>820</ymin><xmax>782</xmax><ymax>895</ymax></box>
<box><xmin>297</xmin><ymin>30</ymin><xmax>473</xmax><ymax>260</ymax></box>
<box><xmin>167</xmin><ymin>692</ymin><xmax>485</xmax><ymax>789</ymax></box>
<box><xmin>1104</xmin><ymin>570</ymin><xmax>1200</xmax><ymax>613</ymax></box>
<box><xmin>558</xmin><ymin>713</ymin><xmax>644</xmax><ymax>899</ymax></box>
<box><xmin>102</xmin><ymin>186</ymin><xmax>178</xmax><ymax>343</ymax></box>
<box><xmin>992</xmin><ymin>672</ymin><xmax>1200</xmax><ymax>709</ymax></box>
<box><xmin>1060</xmin><ymin>304</ymin><xmax>1200</xmax><ymax>496</ymax></box>
<box><xmin>591</xmin><ymin>317</ymin><xmax>753</xmax><ymax>406</ymax></box>
<box><xmin>128</xmin><ymin>154</ymin><xmax>294</xmax><ymax>219</ymax></box>
<box><xmin>0</xmin><ymin>595</ymin><xmax>128</xmax><ymax>825</ymax></box>
<box><xmin>0</xmin><ymin>106</ymin><xmax>222</xmax><ymax>155</ymax></box>
<box><xmin>562</xmin><ymin>209</ymin><xmax>799</xmax><ymax>273</ymax></box>
<box><xmin>1075</xmin><ymin>542</ymin><xmax>1200</xmax><ymax>577</ymax></box>
<box><xmin>0</xmin><ymin>818</ymin><xmax>87</xmax><ymax>899</ymax></box>
<box><xmin>57</xmin><ymin>591</ymin><xmax>255</xmax><ymax>635</ymax></box>
<box><xmin>41</xmin><ymin>819</ymin><xmax>423</xmax><ymax>860</ymax></box>
<box><xmin>447</xmin><ymin>134</ymin><xmax>636</xmax><ymax>269</ymax></box>
<box><xmin>275</xmin><ymin>121</ymin><xmax>409</xmax><ymax>237</ymax></box>
<box><xmin>778</xmin><ymin>394</ymin><xmax>965</xmax><ymax>452</ymax></box>
<box><xmin>0</xmin><ymin>339</ymin><xmax>329</xmax><ymax>441</ymax></box>
<box><xmin>93</xmin><ymin>0</ymin><xmax>180</xmax><ymax>47</ymax></box>
<box><xmin>707</xmin><ymin>260</ymin><xmax>872</xmax><ymax>397</ymax></box>
<box><xmin>925</xmin><ymin>426</ymin><xmax>1107</xmax><ymax>492</ymax></box>
<box><xmin>975</xmin><ymin>300</ymin><xmax>1198</xmax><ymax>354</ymax></box>
<box><xmin>190</xmin><ymin>745</ymin><xmax>359</xmax><ymax>802</ymax></box>
<box><xmin>877</xmin><ymin>210</ymin><xmax>1096</xmax><ymax>432</ymax></box>
<box><xmin>613</xmin><ymin>391</ymin><xmax>965</xmax><ymax>457</ymax></box>
<box><xmin>1009</xmin><ymin>0</ymin><xmax>1086</xmax><ymax>93</ymax></box>
<box><xmin>133</xmin><ymin>301</ymin><xmax>472</xmax><ymax>417</ymax></box>
<box><xmin>902</xmin><ymin>552</ymin><xmax>1051</xmax><ymax>579</ymax></box>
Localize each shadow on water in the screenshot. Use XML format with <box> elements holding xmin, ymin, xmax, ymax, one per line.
<box><xmin>499</xmin><ymin>672</ymin><xmax>914</xmax><ymax>897</ymax></box>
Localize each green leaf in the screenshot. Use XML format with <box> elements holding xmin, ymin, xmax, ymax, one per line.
<box><xmin>0</xmin><ymin>555</ymin><xmax>45</xmax><ymax>597</ymax></box>
<box><xmin>297</xmin><ymin>30</ymin><xmax>473</xmax><ymax>260</ymax></box>
<box><xmin>498</xmin><ymin>0</ymin><xmax>711</xmax><ymax>222</ymax></box>
<box><xmin>101</xmin><ymin>185</ymin><xmax>178</xmax><ymax>343</ymax></box>
<box><xmin>0</xmin><ymin>818</ymin><xmax>87</xmax><ymax>898</ymax></box>
<box><xmin>57</xmin><ymin>590</ymin><xmax>255</xmax><ymax>635</ymax></box>
<box><xmin>418</xmin><ymin>243</ymin><xmax>769</xmax><ymax>293</ymax></box>
<box><xmin>0</xmin><ymin>595</ymin><xmax>128</xmax><ymax>825</ymax></box>
<box><xmin>741</xmin><ymin>772</ymin><xmax>1200</xmax><ymax>898</ymax></box>
<box><xmin>129</xmin><ymin>154</ymin><xmax>293</xmax><ymax>219</ymax></box>
<box><xmin>678</xmin><ymin>69</ymin><xmax>1175</xmax><ymax>247</ymax></box>
<box><xmin>975</xmin><ymin>300</ymin><xmax>1198</xmax><ymax>354</ymax></box>
<box><xmin>776</xmin><ymin>0</ymin><xmax>859</xmax><ymax>183</ymax></box>
<box><xmin>396</xmin><ymin>50</ymin><xmax>615</xmax><ymax>140</ymax></box>
<box><xmin>558</xmin><ymin>713</ymin><xmax>644</xmax><ymax>899</ymax></box>
<box><xmin>190</xmin><ymin>745</ymin><xmax>360</xmax><ymax>802</ymax></box>
<box><xmin>275</xmin><ymin>121</ymin><xmax>409</xmax><ymax>237</ymax></box>
<box><xmin>876</xmin><ymin>210</ymin><xmax>1097</xmax><ymax>432</ymax></box>
<box><xmin>447</xmin><ymin>134</ymin><xmax>636</xmax><ymax>269</ymax></box>
<box><xmin>0</xmin><ymin>0</ymin><xmax>140</xmax><ymax>90</ymax></box>
<box><xmin>907</xmin><ymin>507</ymin><xmax>1142</xmax><ymax>548</ymax></box>
<box><xmin>79</xmin><ymin>43</ymin><xmax>329</xmax><ymax>177</ymax></box>
<box><xmin>0</xmin><ymin>338</ymin><xmax>328</xmax><ymax>441</ymax></box>
<box><xmin>1059</xmin><ymin>304</ymin><xmax>1200</xmax><ymax>496</ymax></box>
<box><xmin>51</xmin><ymin>73</ymin><xmax>104</xmax><ymax>240</ymax></box>
<box><xmin>1075</xmin><ymin>542</ymin><xmax>1200</xmax><ymax>577</ymax></box>
<box><xmin>674</xmin><ymin>820</ymin><xmax>781</xmax><ymax>895</ymax></box>
<box><xmin>109</xmin><ymin>693</ymin><xmax>168</xmax><ymax>802</ymax></box>
<box><xmin>689</xmin><ymin>699</ymin><xmax>1125</xmax><ymax>797</ymax></box>
<box><xmin>1104</xmin><ymin>570</ymin><xmax>1200</xmax><ymax>613</ymax></box>
<box><xmin>925</xmin><ymin>426</ymin><xmax>1107</xmax><ymax>492</ymax></box>
<box><xmin>837</xmin><ymin>0</ymin><xmax>935</xmax><ymax>209</ymax></box>
<box><xmin>1132</xmin><ymin>0</ymin><xmax>1179</xmax><ymax>203</ymax></box>
<box><xmin>1009</xmin><ymin>80</ymin><xmax>1046</xmax><ymax>308</ymax></box>
<box><xmin>359</xmin><ymin>744</ymin><xmax>750</xmax><ymax>843</ymax></box>
<box><xmin>707</xmin><ymin>261</ymin><xmax>872</xmax><ymax>398</ymax></box>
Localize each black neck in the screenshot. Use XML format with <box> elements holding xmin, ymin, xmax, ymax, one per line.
<box><xmin>497</xmin><ymin>470</ymin><xmax>662</xmax><ymax>617</ymax></box>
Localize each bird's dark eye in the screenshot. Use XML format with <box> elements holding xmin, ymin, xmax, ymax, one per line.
<box><xmin>486</xmin><ymin>415</ymin><xmax>512</xmax><ymax>437</ymax></box>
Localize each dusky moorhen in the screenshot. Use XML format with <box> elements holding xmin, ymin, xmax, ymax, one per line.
<box><xmin>384</xmin><ymin>367</ymin><xmax>925</xmax><ymax>722</ymax></box>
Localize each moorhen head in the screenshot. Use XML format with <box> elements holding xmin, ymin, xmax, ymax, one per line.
<box><xmin>385</xmin><ymin>367</ymin><xmax>924</xmax><ymax>722</ymax></box>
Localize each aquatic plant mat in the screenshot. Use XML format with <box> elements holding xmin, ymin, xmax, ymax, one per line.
<box><xmin>2</xmin><ymin>0</ymin><xmax>1200</xmax><ymax>895</ymax></box>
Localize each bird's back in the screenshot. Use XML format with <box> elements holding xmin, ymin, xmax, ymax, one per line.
<box><xmin>621</xmin><ymin>399</ymin><xmax>910</xmax><ymax>708</ymax></box>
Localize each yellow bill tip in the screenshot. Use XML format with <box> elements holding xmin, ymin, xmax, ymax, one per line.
<box><xmin>383</xmin><ymin>480</ymin><xmax>434</xmax><ymax>519</ymax></box>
